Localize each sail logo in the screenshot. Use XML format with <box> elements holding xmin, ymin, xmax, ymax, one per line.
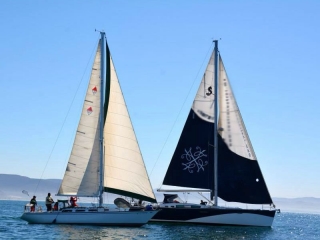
<box><xmin>92</xmin><ymin>86</ymin><xmax>98</xmax><ymax>95</ymax></box>
<box><xmin>206</xmin><ymin>86</ymin><xmax>213</xmax><ymax>96</ymax></box>
<box><xmin>87</xmin><ymin>107</ymin><xmax>93</xmax><ymax>115</ymax></box>
<box><xmin>197</xmin><ymin>110</ymin><xmax>214</xmax><ymax>121</ymax></box>
<box><xmin>181</xmin><ymin>147</ymin><xmax>208</xmax><ymax>173</ymax></box>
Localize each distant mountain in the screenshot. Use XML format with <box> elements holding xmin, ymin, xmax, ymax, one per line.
<box><xmin>1</xmin><ymin>174</ymin><xmax>319</xmax><ymax>214</ymax></box>
<box><xmin>0</xmin><ymin>174</ymin><xmax>60</xmax><ymax>201</ymax></box>
<box><xmin>273</xmin><ymin>197</ymin><xmax>320</xmax><ymax>214</ymax></box>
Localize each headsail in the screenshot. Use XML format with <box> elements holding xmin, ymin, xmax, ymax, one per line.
<box><xmin>103</xmin><ymin>44</ymin><xmax>157</xmax><ymax>203</ymax></box>
<box><xmin>57</xmin><ymin>42</ymin><xmax>102</xmax><ymax>197</ymax></box>
<box><xmin>162</xmin><ymin>49</ymin><xmax>273</xmax><ymax>204</ymax></box>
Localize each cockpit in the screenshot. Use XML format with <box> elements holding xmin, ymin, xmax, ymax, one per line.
<box><xmin>162</xmin><ymin>194</ymin><xmax>184</xmax><ymax>203</ymax></box>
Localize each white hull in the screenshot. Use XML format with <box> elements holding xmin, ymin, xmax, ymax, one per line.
<box><xmin>21</xmin><ymin>209</ymin><xmax>158</xmax><ymax>226</ymax></box>
<box><xmin>191</xmin><ymin>213</ymin><xmax>274</xmax><ymax>226</ymax></box>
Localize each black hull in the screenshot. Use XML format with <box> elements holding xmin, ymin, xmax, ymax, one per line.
<box><xmin>151</xmin><ymin>206</ymin><xmax>276</xmax><ymax>227</ymax></box>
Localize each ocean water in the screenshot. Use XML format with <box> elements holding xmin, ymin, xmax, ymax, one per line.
<box><xmin>1</xmin><ymin>200</ymin><xmax>319</xmax><ymax>239</ymax></box>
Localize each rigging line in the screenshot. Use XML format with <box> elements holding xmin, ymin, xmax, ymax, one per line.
<box><xmin>34</xmin><ymin>39</ymin><xmax>99</xmax><ymax>195</ymax></box>
<box><xmin>149</xmin><ymin>42</ymin><xmax>215</xmax><ymax>187</ymax></box>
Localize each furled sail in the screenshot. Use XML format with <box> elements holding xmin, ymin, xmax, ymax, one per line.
<box><xmin>57</xmin><ymin>42</ymin><xmax>102</xmax><ymax>197</ymax></box>
<box><xmin>103</xmin><ymin>44</ymin><xmax>157</xmax><ymax>203</ymax></box>
<box><xmin>162</xmin><ymin>50</ymin><xmax>273</xmax><ymax>204</ymax></box>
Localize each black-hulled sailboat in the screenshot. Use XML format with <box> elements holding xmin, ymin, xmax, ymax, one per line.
<box><xmin>151</xmin><ymin>41</ymin><xmax>277</xmax><ymax>227</ymax></box>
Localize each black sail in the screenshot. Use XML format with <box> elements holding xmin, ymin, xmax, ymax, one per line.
<box><xmin>162</xmin><ymin>110</ymin><xmax>272</xmax><ymax>204</ymax></box>
<box><xmin>163</xmin><ymin>109</ymin><xmax>214</xmax><ymax>190</ymax></box>
<box><xmin>217</xmin><ymin>133</ymin><xmax>272</xmax><ymax>204</ymax></box>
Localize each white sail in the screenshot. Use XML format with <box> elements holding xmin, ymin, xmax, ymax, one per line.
<box><xmin>192</xmin><ymin>51</ymin><xmax>215</xmax><ymax>122</ymax></box>
<box><xmin>218</xmin><ymin>56</ymin><xmax>256</xmax><ymax>160</ymax></box>
<box><xmin>103</xmin><ymin>54</ymin><xmax>156</xmax><ymax>201</ymax></box>
<box><xmin>57</xmin><ymin>43</ymin><xmax>102</xmax><ymax>197</ymax></box>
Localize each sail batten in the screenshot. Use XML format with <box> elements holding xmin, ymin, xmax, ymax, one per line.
<box><xmin>105</xmin><ymin>154</ymin><xmax>147</xmax><ymax>166</ymax></box>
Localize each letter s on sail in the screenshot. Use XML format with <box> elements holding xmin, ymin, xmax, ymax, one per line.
<box><xmin>206</xmin><ymin>86</ymin><xmax>212</xmax><ymax>96</ymax></box>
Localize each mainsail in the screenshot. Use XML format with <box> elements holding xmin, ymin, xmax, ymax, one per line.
<box><xmin>162</xmin><ymin>50</ymin><xmax>272</xmax><ymax>204</ymax></box>
<box><xmin>58</xmin><ymin>40</ymin><xmax>156</xmax><ymax>203</ymax></box>
<box><xmin>58</xmin><ymin>42</ymin><xmax>102</xmax><ymax>197</ymax></box>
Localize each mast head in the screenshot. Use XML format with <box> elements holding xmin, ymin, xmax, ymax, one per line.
<box><xmin>212</xmin><ymin>38</ymin><xmax>221</xmax><ymax>43</ymax></box>
<box><xmin>95</xmin><ymin>29</ymin><xmax>106</xmax><ymax>39</ymax></box>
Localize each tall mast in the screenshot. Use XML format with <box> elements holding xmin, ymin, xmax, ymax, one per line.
<box><xmin>213</xmin><ymin>40</ymin><xmax>219</xmax><ymax>206</ymax></box>
<box><xmin>98</xmin><ymin>31</ymin><xmax>105</xmax><ymax>207</ymax></box>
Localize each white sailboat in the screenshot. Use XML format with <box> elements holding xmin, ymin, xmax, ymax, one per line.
<box><xmin>151</xmin><ymin>41</ymin><xmax>278</xmax><ymax>226</ymax></box>
<box><xmin>21</xmin><ymin>32</ymin><xmax>158</xmax><ymax>226</ymax></box>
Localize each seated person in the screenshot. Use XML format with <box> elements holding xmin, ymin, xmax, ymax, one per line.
<box><xmin>200</xmin><ymin>200</ymin><xmax>207</xmax><ymax>205</ymax></box>
<box><xmin>53</xmin><ymin>202</ymin><xmax>59</xmax><ymax>211</ymax></box>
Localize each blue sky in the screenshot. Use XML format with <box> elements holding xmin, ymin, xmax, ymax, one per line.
<box><xmin>0</xmin><ymin>0</ymin><xmax>319</xmax><ymax>198</ymax></box>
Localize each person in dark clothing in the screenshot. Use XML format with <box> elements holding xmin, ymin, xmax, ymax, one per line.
<box><xmin>200</xmin><ymin>200</ymin><xmax>207</xmax><ymax>205</ymax></box>
<box><xmin>30</xmin><ymin>196</ymin><xmax>37</xmax><ymax>212</ymax></box>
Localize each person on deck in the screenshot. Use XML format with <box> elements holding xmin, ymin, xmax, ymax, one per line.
<box><xmin>30</xmin><ymin>196</ymin><xmax>37</xmax><ymax>212</ymax></box>
<box><xmin>200</xmin><ymin>200</ymin><xmax>207</xmax><ymax>205</ymax></box>
<box><xmin>70</xmin><ymin>196</ymin><xmax>78</xmax><ymax>207</ymax></box>
<box><xmin>45</xmin><ymin>193</ymin><xmax>54</xmax><ymax>211</ymax></box>
<box><xmin>53</xmin><ymin>202</ymin><xmax>59</xmax><ymax>211</ymax></box>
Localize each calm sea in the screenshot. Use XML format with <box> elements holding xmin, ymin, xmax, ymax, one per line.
<box><xmin>1</xmin><ymin>200</ymin><xmax>319</xmax><ymax>239</ymax></box>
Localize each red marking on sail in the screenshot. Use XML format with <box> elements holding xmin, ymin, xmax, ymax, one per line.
<box><xmin>92</xmin><ymin>86</ymin><xmax>98</xmax><ymax>95</ymax></box>
<box><xmin>87</xmin><ymin>107</ymin><xmax>93</xmax><ymax>115</ymax></box>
